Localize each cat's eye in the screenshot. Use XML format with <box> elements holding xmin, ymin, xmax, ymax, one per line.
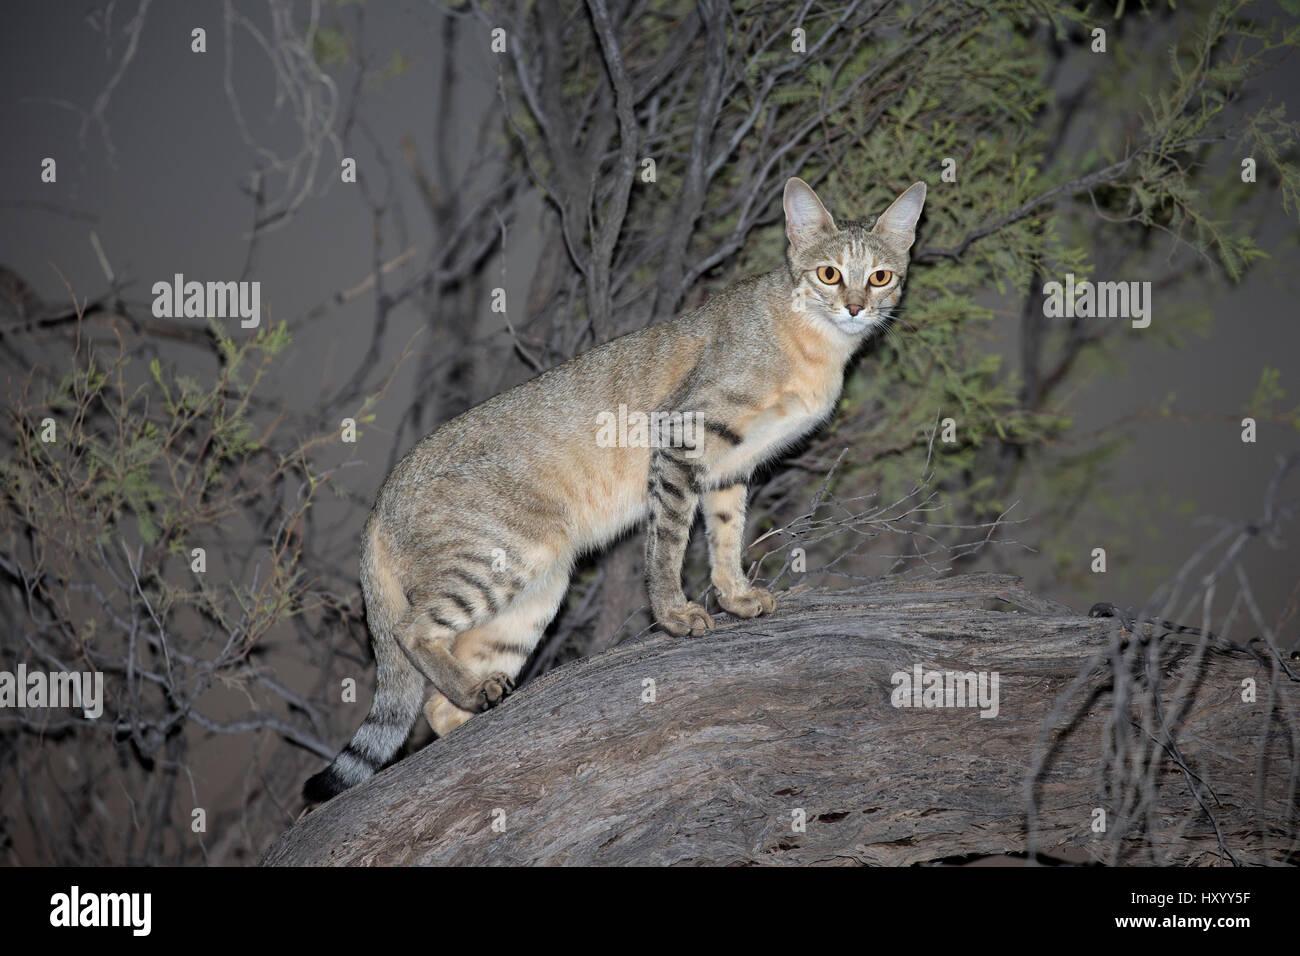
<box><xmin>868</xmin><ymin>269</ymin><xmax>894</xmax><ymax>287</ymax></box>
<box><xmin>816</xmin><ymin>266</ymin><xmax>842</xmax><ymax>285</ymax></box>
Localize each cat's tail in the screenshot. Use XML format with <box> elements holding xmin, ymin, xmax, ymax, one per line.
<box><xmin>303</xmin><ymin>522</ymin><xmax>423</xmax><ymax>803</ymax></box>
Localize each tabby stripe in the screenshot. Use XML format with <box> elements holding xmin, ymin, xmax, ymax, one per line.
<box><xmin>722</xmin><ymin>389</ymin><xmax>760</xmax><ymax>408</ymax></box>
<box><xmin>659</xmin><ymin>479</ymin><xmax>685</xmax><ymax>500</ymax></box>
<box><xmin>430</xmin><ymin>614</ymin><xmax>459</xmax><ymax>632</ymax></box>
<box><xmin>657</xmin><ymin>501</ymin><xmax>685</xmax><ymax>524</ymax></box>
<box><xmin>368</xmin><ymin>701</ymin><xmax>411</xmax><ymax>726</ymax></box>
<box><xmin>654</xmin><ymin>525</ymin><xmax>684</xmax><ymax>545</ymax></box>
<box><xmin>705</xmin><ymin>421</ymin><xmax>743</xmax><ymax>445</ymax></box>
<box><xmin>457</xmin><ymin>552</ymin><xmax>502</xmax><ymax>571</ymax></box>
<box><xmin>343</xmin><ymin>743</ymin><xmax>381</xmax><ymax>769</ymax></box>
<box><xmin>658</xmin><ymin>453</ymin><xmax>701</xmax><ymax>490</ymax></box>
<box><xmin>447</xmin><ymin>567</ymin><xmax>500</xmax><ymax>613</ymax></box>
<box><xmin>487</xmin><ymin>640</ymin><xmax>532</xmax><ymax>657</ymax></box>
<box><xmin>444</xmin><ymin>591</ymin><xmax>475</xmax><ymax>617</ymax></box>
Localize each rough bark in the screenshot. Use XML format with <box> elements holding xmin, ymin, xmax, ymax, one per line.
<box><xmin>262</xmin><ymin>573</ymin><xmax>1298</xmax><ymax>866</ymax></box>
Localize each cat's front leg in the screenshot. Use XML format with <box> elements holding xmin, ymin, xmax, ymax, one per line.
<box><xmin>645</xmin><ymin>446</ymin><xmax>714</xmax><ymax>636</ymax></box>
<box><xmin>703</xmin><ymin>482</ymin><xmax>776</xmax><ymax>619</ymax></box>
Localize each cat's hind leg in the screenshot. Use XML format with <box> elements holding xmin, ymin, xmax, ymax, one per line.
<box><xmin>395</xmin><ymin>609</ymin><xmax>512</xmax><ymax>713</ymax></box>
<box><xmin>421</xmin><ymin>566</ymin><xmax>570</xmax><ymax>737</ymax></box>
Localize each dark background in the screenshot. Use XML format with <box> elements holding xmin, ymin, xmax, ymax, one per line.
<box><xmin>3</xmin><ymin>2</ymin><xmax>1296</xmax><ymax>615</ymax></box>
<box><xmin>2</xmin><ymin>0</ymin><xmax>1297</xmax><ymax>865</ymax></box>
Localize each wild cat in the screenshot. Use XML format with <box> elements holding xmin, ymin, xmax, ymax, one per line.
<box><xmin>304</xmin><ymin>177</ymin><xmax>926</xmax><ymax>801</ymax></box>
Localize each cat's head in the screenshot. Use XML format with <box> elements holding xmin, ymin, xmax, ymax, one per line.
<box><xmin>783</xmin><ymin>177</ymin><xmax>926</xmax><ymax>337</ymax></box>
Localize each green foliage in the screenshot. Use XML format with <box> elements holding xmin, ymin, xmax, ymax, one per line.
<box><xmin>719</xmin><ymin>1</ymin><xmax>1295</xmax><ymax>578</ymax></box>
<box><xmin>311</xmin><ymin>26</ymin><xmax>350</xmax><ymax>67</ymax></box>
<box><xmin>0</xmin><ymin>321</ymin><xmax>319</xmax><ymax>643</ymax></box>
<box><xmin>1248</xmin><ymin>366</ymin><xmax>1300</xmax><ymax>429</ymax></box>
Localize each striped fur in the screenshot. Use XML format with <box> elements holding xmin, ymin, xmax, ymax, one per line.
<box><xmin>304</xmin><ymin>178</ymin><xmax>926</xmax><ymax>801</ymax></box>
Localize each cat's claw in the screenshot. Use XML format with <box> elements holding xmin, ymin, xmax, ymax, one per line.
<box><xmin>718</xmin><ymin>586</ymin><xmax>776</xmax><ymax>619</ymax></box>
<box><xmin>658</xmin><ymin>602</ymin><xmax>715</xmax><ymax>637</ymax></box>
<box><xmin>474</xmin><ymin>673</ymin><xmax>515</xmax><ymax>711</ymax></box>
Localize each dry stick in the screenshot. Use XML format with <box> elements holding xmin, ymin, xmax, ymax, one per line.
<box><xmin>1028</xmin><ymin>454</ymin><xmax>1300</xmax><ymax>862</ymax></box>
<box><xmin>584</xmin><ymin>0</ymin><xmax>642</xmax><ymax>341</ymax></box>
<box><xmin>287</xmin><ymin>244</ymin><xmax>418</xmax><ymax>335</ymax></box>
<box><xmin>494</xmin><ymin>208</ymin><xmax>544</xmax><ymax>372</ymax></box>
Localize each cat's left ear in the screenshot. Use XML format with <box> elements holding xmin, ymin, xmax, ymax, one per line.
<box><xmin>872</xmin><ymin>182</ymin><xmax>927</xmax><ymax>250</ymax></box>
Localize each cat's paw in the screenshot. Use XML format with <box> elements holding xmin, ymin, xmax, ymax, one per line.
<box><xmin>657</xmin><ymin>601</ymin><xmax>715</xmax><ymax>637</ymax></box>
<box><xmin>473</xmin><ymin>673</ymin><xmax>515</xmax><ymax>711</ymax></box>
<box><xmin>717</xmin><ymin>586</ymin><xmax>776</xmax><ymax>619</ymax></box>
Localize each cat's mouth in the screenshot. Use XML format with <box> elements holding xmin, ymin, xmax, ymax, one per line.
<box><xmin>833</xmin><ymin>312</ymin><xmax>876</xmax><ymax>335</ymax></box>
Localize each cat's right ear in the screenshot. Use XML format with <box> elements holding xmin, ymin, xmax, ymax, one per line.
<box><xmin>784</xmin><ymin>177</ymin><xmax>837</xmax><ymax>251</ymax></box>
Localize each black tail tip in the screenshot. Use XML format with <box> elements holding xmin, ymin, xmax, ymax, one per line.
<box><xmin>303</xmin><ymin>767</ymin><xmax>347</xmax><ymax>804</ymax></box>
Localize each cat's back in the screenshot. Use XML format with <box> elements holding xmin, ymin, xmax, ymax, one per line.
<box><xmin>380</xmin><ymin>311</ymin><xmax>708</xmax><ymax>489</ymax></box>
<box><xmin>377</xmin><ymin>268</ymin><xmax>795</xmax><ymax>501</ymax></box>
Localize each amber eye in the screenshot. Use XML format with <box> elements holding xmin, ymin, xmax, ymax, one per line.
<box><xmin>816</xmin><ymin>265</ymin><xmax>842</xmax><ymax>284</ymax></box>
<box><xmin>868</xmin><ymin>269</ymin><xmax>894</xmax><ymax>287</ymax></box>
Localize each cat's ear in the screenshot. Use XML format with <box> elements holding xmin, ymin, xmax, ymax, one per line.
<box><xmin>784</xmin><ymin>177</ymin><xmax>837</xmax><ymax>250</ymax></box>
<box><xmin>872</xmin><ymin>181</ymin><xmax>927</xmax><ymax>250</ymax></box>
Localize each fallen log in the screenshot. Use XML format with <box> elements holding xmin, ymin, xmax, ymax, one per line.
<box><xmin>262</xmin><ymin>572</ymin><xmax>1298</xmax><ymax>866</ymax></box>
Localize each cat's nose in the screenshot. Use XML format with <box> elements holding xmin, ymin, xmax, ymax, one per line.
<box><xmin>846</xmin><ymin>303</ymin><xmax>863</xmax><ymax>317</ymax></box>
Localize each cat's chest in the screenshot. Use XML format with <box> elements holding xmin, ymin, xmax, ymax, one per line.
<box><xmin>712</xmin><ymin>367</ymin><xmax>844</xmax><ymax>480</ymax></box>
